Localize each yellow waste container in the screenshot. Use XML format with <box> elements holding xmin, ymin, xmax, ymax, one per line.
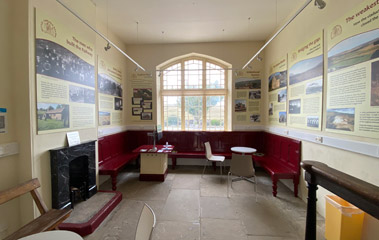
<box><xmin>325</xmin><ymin>195</ymin><xmax>365</xmax><ymax>240</ymax></box>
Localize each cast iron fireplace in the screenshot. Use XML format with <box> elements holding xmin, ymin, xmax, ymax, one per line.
<box><xmin>50</xmin><ymin>140</ymin><xmax>97</xmax><ymax>209</ymax></box>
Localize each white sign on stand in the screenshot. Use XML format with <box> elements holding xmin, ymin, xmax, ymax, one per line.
<box><xmin>67</xmin><ymin>131</ymin><xmax>81</xmax><ymax>146</ymax></box>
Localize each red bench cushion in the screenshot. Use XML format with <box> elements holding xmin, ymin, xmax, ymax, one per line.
<box><xmin>99</xmin><ymin>153</ymin><xmax>139</xmax><ymax>175</ymax></box>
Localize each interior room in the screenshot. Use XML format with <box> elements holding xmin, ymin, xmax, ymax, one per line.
<box><xmin>0</xmin><ymin>0</ymin><xmax>378</xmax><ymax>239</ymax></box>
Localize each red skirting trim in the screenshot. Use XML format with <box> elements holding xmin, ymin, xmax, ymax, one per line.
<box><xmin>139</xmin><ymin>168</ymin><xmax>168</xmax><ymax>181</ymax></box>
<box><xmin>58</xmin><ymin>190</ymin><xmax>122</xmax><ymax>236</ymax></box>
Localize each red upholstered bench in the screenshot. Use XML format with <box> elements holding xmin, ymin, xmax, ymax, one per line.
<box><xmin>98</xmin><ymin>132</ymin><xmax>139</xmax><ymax>190</ymax></box>
<box><xmin>169</xmin><ymin>151</ymin><xmax>232</xmax><ymax>169</ymax></box>
<box><xmin>253</xmin><ymin>132</ymin><xmax>301</xmax><ymax>197</ymax></box>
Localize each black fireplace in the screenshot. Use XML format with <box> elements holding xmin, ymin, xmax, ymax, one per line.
<box><xmin>50</xmin><ymin>140</ymin><xmax>97</xmax><ymax>209</ymax></box>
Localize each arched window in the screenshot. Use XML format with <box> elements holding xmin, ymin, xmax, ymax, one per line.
<box><xmin>158</xmin><ymin>55</ymin><xmax>229</xmax><ymax>131</ymax></box>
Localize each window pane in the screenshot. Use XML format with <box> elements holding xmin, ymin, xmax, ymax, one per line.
<box><xmin>163</xmin><ymin>63</ymin><xmax>181</xmax><ymax>89</ymax></box>
<box><xmin>206</xmin><ymin>62</ymin><xmax>225</xmax><ymax>89</ymax></box>
<box><xmin>184</xmin><ymin>60</ymin><xmax>202</xmax><ymax>89</ymax></box>
<box><xmin>163</xmin><ymin>96</ymin><xmax>181</xmax><ymax>130</ymax></box>
<box><xmin>206</xmin><ymin>96</ymin><xmax>224</xmax><ymax>130</ymax></box>
<box><xmin>185</xmin><ymin>96</ymin><xmax>202</xmax><ymax>130</ymax></box>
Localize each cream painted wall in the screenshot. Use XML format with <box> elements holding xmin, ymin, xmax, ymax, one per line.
<box><xmin>0</xmin><ymin>1</ymin><xmax>21</xmax><ymax>236</ymax></box>
<box><xmin>124</xmin><ymin>41</ymin><xmax>264</xmax><ymax>128</ymax></box>
<box><xmin>1</xmin><ymin>0</ymin><xmax>131</xmax><ymax>234</ymax></box>
<box><xmin>263</xmin><ymin>0</ymin><xmax>379</xmax><ymax>234</ymax></box>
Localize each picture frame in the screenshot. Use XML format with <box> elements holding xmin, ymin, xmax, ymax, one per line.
<box><xmin>132</xmin><ymin>97</ymin><xmax>142</xmax><ymax>105</ymax></box>
<box><xmin>141</xmin><ymin>112</ymin><xmax>152</xmax><ymax>120</ymax></box>
<box><xmin>132</xmin><ymin>107</ymin><xmax>143</xmax><ymax>116</ymax></box>
<box><xmin>142</xmin><ymin>101</ymin><xmax>152</xmax><ymax>109</ymax></box>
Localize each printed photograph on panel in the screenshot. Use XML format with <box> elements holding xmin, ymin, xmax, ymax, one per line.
<box><xmin>278</xmin><ymin>89</ymin><xmax>287</xmax><ymax>103</ymax></box>
<box><xmin>132</xmin><ymin>107</ymin><xmax>143</xmax><ymax>116</ymax></box>
<box><xmin>141</xmin><ymin>112</ymin><xmax>152</xmax><ymax>120</ymax></box>
<box><xmin>328</xmin><ymin>29</ymin><xmax>379</xmax><ymax>73</ymax></box>
<box><xmin>133</xmin><ymin>88</ymin><xmax>152</xmax><ymax>100</ymax></box>
<box><xmin>235</xmin><ymin>78</ymin><xmax>261</xmax><ymax>89</ymax></box>
<box><xmin>268</xmin><ymin>71</ymin><xmax>287</xmax><ymax>91</ymax></box>
<box><xmin>37</xmin><ymin>103</ymin><xmax>69</xmax><ymax>131</ymax></box>
<box><xmin>235</xmin><ymin>99</ymin><xmax>247</xmax><ymax>112</ymax></box>
<box><xmin>307</xmin><ymin>116</ymin><xmax>319</xmax><ymax>128</ymax></box>
<box><xmin>114</xmin><ymin>97</ymin><xmax>123</xmax><ymax>111</ymax></box>
<box><xmin>249</xmin><ymin>90</ymin><xmax>261</xmax><ymax>99</ymax></box>
<box><xmin>36</xmin><ymin>39</ymin><xmax>95</xmax><ymax>87</ymax></box>
<box><xmin>289</xmin><ymin>99</ymin><xmax>301</xmax><ymax>114</ymax></box>
<box><xmin>250</xmin><ymin>114</ymin><xmax>261</xmax><ymax>122</ymax></box>
<box><xmin>98</xmin><ymin>73</ymin><xmax>123</xmax><ymax>97</ymax></box>
<box><xmin>99</xmin><ymin>111</ymin><xmax>110</xmax><ymax>126</ymax></box>
<box><xmin>306</xmin><ymin>78</ymin><xmax>323</xmax><ymax>95</ymax></box>
<box><xmin>269</xmin><ymin>103</ymin><xmax>273</xmax><ymax>116</ymax></box>
<box><xmin>279</xmin><ymin>112</ymin><xmax>287</xmax><ymax>123</ymax></box>
<box><xmin>326</xmin><ymin>108</ymin><xmax>355</xmax><ymax>131</ymax></box>
<box><xmin>289</xmin><ymin>55</ymin><xmax>323</xmax><ymax>85</ymax></box>
<box><xmin>371</xmin><ymin>60</ymin><xmax>379</xmax><ymax>106</ymax></box>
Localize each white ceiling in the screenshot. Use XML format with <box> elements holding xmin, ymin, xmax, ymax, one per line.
<box><xmin>92</xmin><ymin>0</ymin><xmax>304</xmax><ymax>45</ymax></box>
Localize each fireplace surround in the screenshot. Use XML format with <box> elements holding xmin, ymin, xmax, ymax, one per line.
<box><xmin>50</xmin><ymin>140</ymin><xmax>97</xmax><ymax>209</ymax></box>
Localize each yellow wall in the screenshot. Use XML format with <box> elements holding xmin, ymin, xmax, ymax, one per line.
<box><xmin>263</xmin><ymin>0</ymin><xmax>379</xmax><ymax>235</ymax></box>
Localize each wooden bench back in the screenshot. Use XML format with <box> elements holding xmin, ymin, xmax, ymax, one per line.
<box><xmin>0</xmin><ymin>178</ymin><xmax>48</xmax><ymax>214</ymax></box>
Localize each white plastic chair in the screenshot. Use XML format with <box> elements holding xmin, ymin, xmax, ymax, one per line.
<box><xmin>135</xmin><ymin>203</ymin><xmax>156</xmax><ymax>240</ymax></box>
<box><xmin>203</xmin><ymin>142</ymin><xmax>225</xmax><ymax>178</ymax></box>
<box><xmin>228</xmin><ymin>153</ymin><xmax>257</xmax><ymax>201</ymax></box>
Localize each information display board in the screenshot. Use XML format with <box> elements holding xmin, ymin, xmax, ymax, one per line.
<box><xmin>35</xmin><ymin>9</ymin><xmax>95</xmax><ymax>134</ymax></box>
<box><xmin>131</xmin><ymin>73</ymin><xmax>154</xmax><ymax>121</ymax></box>
<box><xmin>326</xmin><ymin>0</ymin><xmax>379</xmax><ymax>138</ymax></box>
<box><xmin>234</xmin><ymin>70</ymin><xmax>262</xmax><ymax>123</ymax></box>
<box><xmin>288</xmin><ymin>32</ymin><xmax>323</xmax><ymax>130</ymax></box>
<box><xmin>98</xmin><ymin>57</ymin><xmax>123</xmax><ymax>126</ymax></box>
<box><xmin>268</xmin><ymin>57</ymin><xmax>288</xmax><ymax>126</ymax></box>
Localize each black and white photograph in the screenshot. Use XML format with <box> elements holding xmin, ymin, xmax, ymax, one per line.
<box><xmin>132</xmin><ymin>107</ymin><xmax>143</xmax><ymax>116</ymax></box>
<box><xmin>132</xmin><ymin>97</ymin><xmax>143</xmax><ymax>105</ymax></box>
<box><xmin>133</xmin><ymin>88</ymin><xmax>152</xmax><ymax>100</ymax></box>
<box><xmin>98</xmin><ymin>73</ymin><xmax>123</xmax><ymax>97</ymax></box>
<box><xmin>307</xmin><ymin>116</ymin><xmax>319</xmax><ymax>128</ymax></box>
<box><xmin>115</xmin><ymin>97</ymin><xmax>123</xmax><ymax>111</ymax></box>
<box><xmin>268</xmin><ymin>103</ymin><xmax>273</xmax><ymax>116</ymax></box>
<box><xmin>141</xmin><ymin>112</ymin><xmax>152</xmax><ymax>120</ymax></box>
<box><xmin>289</xmin><ymin>99</ymin><xmax>301</xmax><ymax>114</ymax></box>
<box><xmin>250</xmin><ymin>114</ymin><xmax>260</xmax><ymax>122</ymax></box>
<box><xmin>142</xmin><ymin>101</ymin><xmax>152</xmax><ymax>109</ymax></box>
<box><xmin>249</xmin><ymin>90</ymin><xmax>261</xmax><ymax>99</ymax></box>
<box><xmin>36</xmin><ymin>39</ymin><xmax>95</xmax><ymax>87</ymax></box>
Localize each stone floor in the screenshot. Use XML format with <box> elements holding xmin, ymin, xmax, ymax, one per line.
<box><xmin>85</xmin><ymin>166</ymin><xmax>325</xmax><ymax>240</ymax></box>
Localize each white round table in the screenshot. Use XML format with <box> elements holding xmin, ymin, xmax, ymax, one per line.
<box><xmin>231</xmin><ymin>146</ymin><xmax>256</xmax><ymax>155</ymax></box>
<box><xmin>19</xmin><ymin>231</ymin><xmax>83</xmax><ymax>240</ymax></box>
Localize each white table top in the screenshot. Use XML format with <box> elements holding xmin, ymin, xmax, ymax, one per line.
<box><xmin>231</xmin><ymin>146</ymin><xmax>257</xmax><ymax>154</ymax></box>
<box><xmin>19</xmin><ymin>230</ymin><xmax>83</xmax><ymax>240</ymax></box>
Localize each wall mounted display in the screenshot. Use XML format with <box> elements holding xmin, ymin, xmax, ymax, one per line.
<box><xmin>0</xmin><ymin>108</ymin><xmax>7</xmax><ymax>134</ymax></box>
<box><xmin>98</xmin><ymin>57</ymin><xmax>123</xmax><ymax>126</ymax></box>
<box><xmin>268</xmin><ymin>57</ymin><xmax>288</xmax><ymax>126</ymax></box>
<box><xmin>35</xmin><ymin>9</ymin><xmax>95</xmax><ymax>134</ymax></box>
<box><xmin>131</xmin><ymin>73</ymin><xmax>153</xmax><ymax>121</ymax></box>
<box><xmin>234</xmin><ymin>70</ymin><xmax>262</xmax><ymax>123</ymax></box>
<box><xmin>326</xmin><ymin>0</ymin><xmax>379</xmax><ymax>138</ymax></box>
<box><xmin>288</xmin><ymin>32</ymin><xmax>323</xmax><ymax>130</ymax></box>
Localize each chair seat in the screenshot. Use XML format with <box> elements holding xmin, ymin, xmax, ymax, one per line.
<box><xmin>208</xmin><ymin>155</ymin><xmax>225</xmax><ymax>162</ymax></box>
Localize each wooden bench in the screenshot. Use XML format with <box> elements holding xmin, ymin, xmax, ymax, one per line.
<box><xmin>98</xmin><ymin>132</ymin><xmax>139</xmax><ymax>190</ymax></box>
<box><xmin>0</xmin><ymin>178</ymin><xmax>72</xmax><ymax>240</ymax></box>
<box><xmin>253</xmin><ymin>132</ymin><xmax>301</xmax><ymax>197</ymax></box>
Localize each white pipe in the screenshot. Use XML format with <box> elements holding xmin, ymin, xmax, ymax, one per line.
<box><xmin>242</xmin><ymin>0</ymin><xmax>313</xmax><ymax>69</ymax></box>
<box><xmin>56</xmin><ymin>0</ymin><xmax>146</xmax><ymax>71</ymax></box>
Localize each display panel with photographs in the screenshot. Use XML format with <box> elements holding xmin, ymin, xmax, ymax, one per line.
<box><xmin>98</xmin><ymin>57</ymin><xmax>123</xmax><ymax>126</ymax></box>
<box><xmin>326</xmin><ymin>0</ymin><xmax>379</xmax><ymax>138</ymax></box>
<box><xmin>234</xmin><ymin>70</ymin><xmax>262</xmax><ymax>124</ymax></box>
<box><xmin>131</xmin><ymin>73</ymin><xmax>154</xmax><ymax>121</ymax></box>
<box><xmin>268</xmin><ymin>57</ymin><xmax>287</xmax><ymax>126</ymax></box>
<box><xmin>36</xmin><ymin>9</ymin><xmax>95</xmax><ymax>134</ymax></box>
<box><xmin>288</xmin><ymin>32</ymin><xmax>323</xmax><ymax>130</ymax></box>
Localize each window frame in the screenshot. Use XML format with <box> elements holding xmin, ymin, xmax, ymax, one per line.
<box><xmin>159</xmin><ymin>56</ymin><xmax>229</xmax><ymax>131</ymax></box>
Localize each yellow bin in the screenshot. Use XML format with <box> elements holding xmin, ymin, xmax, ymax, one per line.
<box><xmin>325</xmin><ymin>195</ymin><xmax>365</xmax><ymax>240</ymax></box>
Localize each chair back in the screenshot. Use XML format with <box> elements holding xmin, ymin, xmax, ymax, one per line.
<box><xmin>135</xmin><ymin>203</ymin><xmax>156</xmax><ymax>240</ymax></box>
<box><xmin>230</xmin><ymin>153</ymin><xmax>255</xmax><ymax>177</ymax></box>
<box><xmin>204</xmin><ymin>142</ymin><xmax>213</xmax><ymax>160</ymax></box>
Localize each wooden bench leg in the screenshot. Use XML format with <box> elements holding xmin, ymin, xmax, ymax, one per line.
<box><xmin>111</xmin><ymin>172</ymin><xmax>118</xmax><ymax>191</ymax></box>
<box><xmin>271</xmin><ymin>175</ymin><xmax>278</xmax><ymax>197</ymax></box>
<box><xmin>293</xmin><ymin>177</ymin><xmax>299</xmax><ymax>197</ymax></box>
